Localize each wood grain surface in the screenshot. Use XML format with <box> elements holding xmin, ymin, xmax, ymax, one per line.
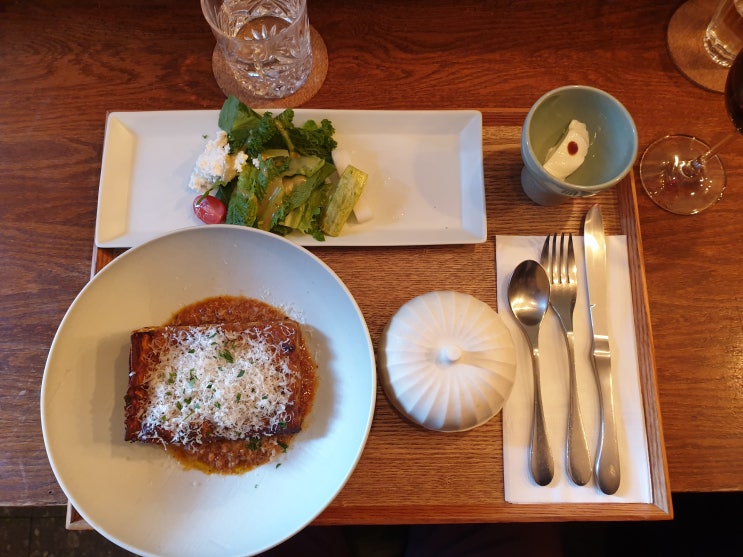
<box><xmin>1</xmin><ymin>0</ymin><xmax>741</xmax><ymax>519</ymax></box>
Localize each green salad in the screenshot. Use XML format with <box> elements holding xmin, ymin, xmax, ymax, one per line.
<box><xmin>190</xmin><ymin>95</ymin><xmax>367</xmax><ymax>240</ymax></box>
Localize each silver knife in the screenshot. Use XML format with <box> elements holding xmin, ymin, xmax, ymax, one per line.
<box><xmin>583</xmin><ymin>204</ymin><xmax>621</xmax><ymax>495</ymax></box>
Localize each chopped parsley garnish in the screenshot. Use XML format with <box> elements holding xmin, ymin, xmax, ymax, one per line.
<box><xmin>247</xmin><ymin>437</ymin><xmax>261</xmax><ymax>451</ymax></box>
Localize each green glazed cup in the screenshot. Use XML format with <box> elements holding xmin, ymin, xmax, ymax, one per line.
<box><xmin>520</xmin><ymin>85</ymin><xmax>638</xmax><ymax>206</ymax></box>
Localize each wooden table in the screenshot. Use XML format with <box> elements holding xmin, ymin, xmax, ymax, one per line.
<box><xmin>2</xmin><ymin>0</ymin><xmax>741</xmax><ymax>522</ymax></box>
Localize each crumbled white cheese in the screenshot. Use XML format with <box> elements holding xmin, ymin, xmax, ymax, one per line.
<box><xmin>140</xmin><ymin>324</ymin><xmax>298</xmax><ymax>445</ymax></box>
<box><xmin>188</xmin><ymin>130</ymin><xmax>249</xmax><ymax>193</ymax></box>
<box><xmin>542</xmin><ymin>120</ymin><xmax>590</xmax><ymax>180</ymax></box>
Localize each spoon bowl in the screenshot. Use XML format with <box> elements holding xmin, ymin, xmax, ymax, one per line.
<box><xmin>507</xmin><ymin>260</ymin><xmax>551</xmax><ymax>327</ymax></box>
<box><xmin>507</xmin><ymin>260</ymin><xmax>554</xmax><ymax>486</ymax></box>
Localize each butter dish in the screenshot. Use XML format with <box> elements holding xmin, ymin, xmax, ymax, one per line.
<box><xmin>379</xmin><ymin>291</ymin><xmax>516</xmax><ymax>432</ymax></box>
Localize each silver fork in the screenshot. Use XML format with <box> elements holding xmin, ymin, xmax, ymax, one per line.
<box><xmin>541</xmin><ymin>233</ymin><xmax>592</xmax><ymax>486</ymax></box>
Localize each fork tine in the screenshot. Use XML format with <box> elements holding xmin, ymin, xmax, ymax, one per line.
<box><xmin>552</xmin><ymin>233</ymin><xmax>559</xmax><ymax>283</ymax></box>
<box><xmin>558</xmin><ymin>233</ymin><xmax>567</xmax><ymax>285</ymax></box>
<box><xmin>540</xmin><ymin>234</ymin><xmax>551</xmax><ymax>276</ymax></box>
<box><xmin>567</xmin><ymin>232</ymin><xmax>576</xmax><ymax>284</ymax></box>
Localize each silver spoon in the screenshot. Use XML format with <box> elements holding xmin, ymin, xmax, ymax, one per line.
<box><xmin>508</xmin><ymin>260</ymin><xmax>554</xmax><ymax>486</ymax></box>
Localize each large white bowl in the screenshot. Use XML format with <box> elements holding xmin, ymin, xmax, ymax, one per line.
<box><xmin>41</xmin><ymin>225</ymin><xmax>376</xmax><ymax>557</ymax></box>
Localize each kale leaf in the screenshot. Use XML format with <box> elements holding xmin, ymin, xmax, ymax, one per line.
<box><xmin>215</xmin><ymin>95</ymin><xmax>344</xmax><ymax>240</ymax></box>
<box><xmin>217</xmin><ymin>96</ymin><xmax>337</xmax><ymax>160</ymax></box>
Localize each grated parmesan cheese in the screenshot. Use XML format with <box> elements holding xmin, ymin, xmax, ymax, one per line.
<box><xmin>139</xmin><ymin>324</ymin><xmax>298</xmax><ymax>445</ymax></box>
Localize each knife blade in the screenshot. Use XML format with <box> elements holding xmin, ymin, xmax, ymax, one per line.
<box><xmin>583</xmin><ymin>203</ymin><xmax>621</xmax><ymax>495</ymax></box>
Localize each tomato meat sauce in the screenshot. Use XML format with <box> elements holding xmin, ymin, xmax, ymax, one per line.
<box><xmin>154</xmin><ymin>296</ymin><xmax>317</xmax><ymax>475</ymax></box>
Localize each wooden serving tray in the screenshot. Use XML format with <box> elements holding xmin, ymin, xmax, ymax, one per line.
<box><xmin>67</xmin><ymin>109</ymin><xmax>670</xmax><ymax>530</ymax></box>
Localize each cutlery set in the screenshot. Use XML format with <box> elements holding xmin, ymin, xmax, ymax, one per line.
<box><xmin>508</xmin><ymin>204</ymin><xmax>620</xmax><ymax>494</ymax></box>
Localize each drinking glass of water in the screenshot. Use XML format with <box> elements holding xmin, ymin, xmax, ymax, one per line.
<box><xmin>201</xmin><ymin>0</ymin><xmax>313</xmax><ymax>99</ymax></box>
<box><xmin>667</xmin><ymin>0</ymin><xmax>743</xmax><ymax>92</ymax></box>
<box><xmin>705</xmin><ymin>0</ymin><xmax>743</xmax><ymax>67</ymax></box>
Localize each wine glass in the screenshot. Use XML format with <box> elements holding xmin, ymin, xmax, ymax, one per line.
<box><xmin>639</xmin><ymin>47</ymin><xmax>743</xmax><ymax>214</ymax></box>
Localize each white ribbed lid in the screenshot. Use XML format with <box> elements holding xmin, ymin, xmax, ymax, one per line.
<box><xmin>379</xmin><ymin>291</ymin><xmax>517</xmax><ymax>432</ymax></box>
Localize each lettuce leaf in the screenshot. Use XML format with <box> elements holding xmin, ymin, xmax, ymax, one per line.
<box><xmin>218</xmin><ymin>96</ymin><xmax>337</xmax><ymax>160</ymax></box>
<box><xmin>225</xmin><ymin>166</ymin><xmax>259</xmax><ymax>227</ymax></box>
<box><xmin>215</xmin><ymin>95</ymin><xmax>349</xmax><ymax>240</ymax></box>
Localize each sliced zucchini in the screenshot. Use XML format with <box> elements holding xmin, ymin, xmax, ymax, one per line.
<box><xmin>321</xmin><ymin>165</ymin><xmax>368</xmax><ymax>237</ymax></box>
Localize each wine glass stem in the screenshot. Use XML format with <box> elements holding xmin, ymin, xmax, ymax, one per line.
<box><xmin>688</xmin><ymin>131</ymin><xmax>740</xmax><ymax>174</ymax></box>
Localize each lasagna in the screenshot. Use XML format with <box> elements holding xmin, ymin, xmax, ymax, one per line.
<box><xmin>124</xmin><ymin>300</ymin><xmax>317</xmax><ymax>473</ymax></box>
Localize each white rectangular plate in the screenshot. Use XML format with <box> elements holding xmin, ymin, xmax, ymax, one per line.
<box><xmin>95</xmin><ymin>109</ymin><xmax>486</xmax><ymax>248</ymax></box>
